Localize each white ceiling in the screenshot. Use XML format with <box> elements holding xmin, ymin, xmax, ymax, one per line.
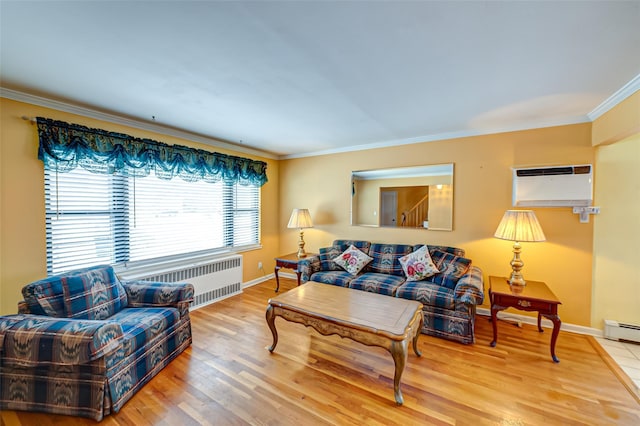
<box><xmin>1</xmin><ymin>1</ymin><xmax>639</xmax><ymax>159</ymax></box>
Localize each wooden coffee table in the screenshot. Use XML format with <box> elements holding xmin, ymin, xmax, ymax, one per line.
<box><xmin>265</xmin><ymin>281</ymin><xmax>423</xmax><ymax>405</ymax></box>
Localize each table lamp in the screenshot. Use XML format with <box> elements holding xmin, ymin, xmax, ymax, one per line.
<box><xmin>287</xmin><ymin>208</ymin><xmax>313</xmax><ymax>258</ymax></box>
<box><xmin>494</xmin><ymin>210</ymin><xmax>546</xmax><ymax>286</ymax></box>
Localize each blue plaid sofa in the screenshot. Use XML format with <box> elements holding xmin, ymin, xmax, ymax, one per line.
<box><xmin>0</xmin><ymin>265</ymin><xmax>193</xmax><ymax>421</ymax></box>
<box><xmin>300</xmin><ymin>240</ymin><xmax>484</xmax><ymax>344</ymax></box>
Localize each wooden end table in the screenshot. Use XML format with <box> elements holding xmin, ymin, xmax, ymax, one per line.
<box><xmin>489</xmin><ymin>275</ymin><xmax>562</xmax><ymax>363</ymax></box>
<box><xmin>274</xmin><ymin>252</ymin><xmax>317</xmax><ymax>292</ymax></box>
<box><xmin>265</xmin><ymin>282</ymin><xmax>423</xmax><ymax>405</ymax></box>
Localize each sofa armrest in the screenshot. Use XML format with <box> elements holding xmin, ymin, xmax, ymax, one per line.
<box><xmin>121</xmin><ymin>280</ymin><xmax>194</xmax><ymax>312</ymax></box>
<box><xmin>454</xmin><ymin>266</ymin><xmax>484</xmax><ymax>305</ymax></box>
<box><xmin>17</xmin><ymin>300</ymin><xmax>30</xmax><ymax>314</ymax></box>
<box><xmin>299</xmin><ymin>255</ymin><xmax>321</xmax><ymax>282</ymax></box>
<box><xmin>0</xmin><ymin>314</ymin><xmax>123</xmax><ymax>366</ymax></box>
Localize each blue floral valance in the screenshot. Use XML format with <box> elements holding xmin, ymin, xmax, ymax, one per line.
<box><xmin>36</xmin><ymin>117</ymin><xmax>268</xmax><ymax>186</ymax></box>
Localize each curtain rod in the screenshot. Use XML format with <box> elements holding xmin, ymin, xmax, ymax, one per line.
<box><xmin>21</xmin><ymin>116</ymin><xmax>36</xmax><ymax>123</ymax></box>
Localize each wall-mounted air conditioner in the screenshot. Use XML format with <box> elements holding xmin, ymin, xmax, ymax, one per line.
<box><xmin>512</xmin><ymin>165</ymin><xmax>593</xmax><ymax>207</ymax></box>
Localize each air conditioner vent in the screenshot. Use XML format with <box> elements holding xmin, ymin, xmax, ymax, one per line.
<box><xmin>513</xmin><ymin>164</ymin><xmax>593</xmax><ymax>207</ymax></box>
<box><xmin>515</xmin><ymin>165</ymin><xmax>591</xmax><ymax>177</ymax></box>
<box><xmin>516</xmin><ymin>166</ymin><xmax>573</xmax><ymax>177</ymax></box>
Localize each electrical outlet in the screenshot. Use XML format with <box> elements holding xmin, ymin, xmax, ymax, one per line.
<box><xmin>258</xmin><ymin>261</ymin><xmax>263</xmax><ymax>270</ymax></box>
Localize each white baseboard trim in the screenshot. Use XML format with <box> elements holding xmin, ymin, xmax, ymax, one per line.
<box><xmin>243</xmin><ymin>271</ymin><xmax>299</xmax><ymax>290</ymax></box>
<box><xmin>477</xmin><ymin>307</ymin><xmax>603</xmax><ymax>337</ymax></box>
<box><xmin>242</xmin><ymin>273</ymin><xmax>274</xmax><ymax>289</ymax></box>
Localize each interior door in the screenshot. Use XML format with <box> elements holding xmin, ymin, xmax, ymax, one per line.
<box><xmin>380</xmin><ymin>190</ymin><xmax>398</xmax><ymax>227</ymax></box>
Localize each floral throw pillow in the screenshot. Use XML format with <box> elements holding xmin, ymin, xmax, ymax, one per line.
<box><xmin>333</xmin><ymin>245</ymin><xmax>373</xmax><ymax>275</ymax></box>
<box><xmin>399</xmin><ymin>245</ymin><xmax>440</xmax><ymax>282</ymax></box>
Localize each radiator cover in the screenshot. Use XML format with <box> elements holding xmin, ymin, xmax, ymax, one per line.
<box><xmin>132</xmin><ymin>255</ymin><xmax>243</xmax><ymax>310</ymax></box>
<box><xmin>604</xmin><ymin>319</ymin><xmax>640</xmax><ymax>344</ymax></box>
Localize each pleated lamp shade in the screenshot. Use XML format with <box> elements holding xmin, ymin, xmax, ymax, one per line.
<box><xmin>494</xmin><ymin>210</ymin><xmax>546</xmax><ymax>242</ymax></box>
<box><xmin>287</xmin><ymin>209</ymin><xmax>313</xmax><ymax>229</ymax></box>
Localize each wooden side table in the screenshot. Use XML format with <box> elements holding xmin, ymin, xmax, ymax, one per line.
<box><xmin>274</xmin><ymin>252</ymin><xmax>317</xmax><ymax>292</ymax></box>
<box><xmin>489</xmin><ymin>276</ymin><xmax>562</xmax><ymax>363</ymax></box>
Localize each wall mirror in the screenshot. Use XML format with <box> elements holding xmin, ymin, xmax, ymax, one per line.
<box><xmin>351</xmin><ymin>163</ymin><xmax>454</xmax><ymax>231</ymax></box>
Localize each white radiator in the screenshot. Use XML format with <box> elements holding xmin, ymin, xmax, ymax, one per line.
<box><xmin>134</xmin><ymin>255</ymin><xmax>243</xmax><ymax>310</ymax></box>
<box><xmin>604</xmin><ymin>319</ymin><xmax>640</xmax><ymax>344</ymax></box>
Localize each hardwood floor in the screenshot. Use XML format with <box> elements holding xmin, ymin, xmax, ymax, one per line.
<box><xmin>2</xmin><ymin>278</ymin><xmax>639</xmax><ymax>425</ymax></box>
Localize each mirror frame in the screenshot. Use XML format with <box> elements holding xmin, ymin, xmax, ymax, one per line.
<box><xmin>351</xmin><ymin>163</ymin><xmax>454</xmax><ymax>231</ymax></box>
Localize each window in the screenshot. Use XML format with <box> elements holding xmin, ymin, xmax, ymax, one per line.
<box><xmin>45</xmin><ymin>167</ymin><xmax>260</xmax><ymax>274</ymax></box>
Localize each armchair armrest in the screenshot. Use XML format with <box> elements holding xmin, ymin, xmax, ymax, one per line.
<box><xmin>454</xmin><ymin>266</ymin><xmax>484</xmax><ymax>305</ymax></box>
<box><xmin>0</xmin><ymin>314</ymin><xmax>123</xmax><ymax>366</ymax></box>
<box><xmin>121</xmin><ymin>280</ymin><xmax>194</xmax><ymax>312</ymax></box>
<box><xmin>298</xmin><ymin>255</ymin><xmax>320</xmax><ymax>282</ymax></box>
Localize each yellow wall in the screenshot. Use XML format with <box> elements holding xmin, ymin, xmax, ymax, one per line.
<box><xmin>0</xmin><ymin>98</ymin><xmax>281</xmax><ymax>315</ymax></box>
<box><xmin>592</xmin><ymin>134</ymin><xmax>640</xmax><ymax>327</ymax></box>
<box><xmin>591</xmin><ymin>90</ymin><xmax>640</xmax><ymax>328</ymax></box>
<box><xmin>592</xmin><ymin>91</ymin><xmax>640</xmax><ymax>146</ymax></box>
<box><xmin>280</xmin><ymin>124</ymin><xmax>595</xmax><ymax>326</ymax></box>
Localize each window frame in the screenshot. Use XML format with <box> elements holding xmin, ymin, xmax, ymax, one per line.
<box><xmin>44</xmin><ymin>166</ymin><xmax>261</xmax><ymax>275</ymax></box>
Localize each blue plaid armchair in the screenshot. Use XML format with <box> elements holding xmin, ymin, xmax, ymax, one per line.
<box><xmin>0</xmin><ymin>265</ymin><xmax>193</xmax><ymax>421</ymax></box>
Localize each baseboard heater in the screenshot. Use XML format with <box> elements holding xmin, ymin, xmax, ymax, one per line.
<box><xmin>604</xmin><ymin>319</ymin><xmax>640</xmax><ymax>344</ymax></box>
<box><xmin>134</xmin><ymin>255</ymin><xmax>243</xmax><ymax>310</ymax></box>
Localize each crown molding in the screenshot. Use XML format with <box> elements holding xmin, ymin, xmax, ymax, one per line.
<box><xmin>282</xmin><ymin>115</ymin><xmax>592</xmax><ymax>160</ymax></box>
<box><xmin>0</xmin><ymin>88</ymin><xmax>278</xmax><ymax>160</ymax></box>
<box><xmin>588</xmin><ymin>73</ymin><xmax>640</xmax><ymax>121</ymax></box>
<box><xmin>4</xmin><ymin>74</ymin><xmax>637</xmax><ymax>161</ymax></box>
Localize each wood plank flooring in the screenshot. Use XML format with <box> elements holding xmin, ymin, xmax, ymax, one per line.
<box><xmin>2</xmin><ymin>278</ymin><xmax>639</xmax><ymax>425</ymax></box>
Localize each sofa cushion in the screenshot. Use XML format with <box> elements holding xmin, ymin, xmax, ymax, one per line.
<box><xmin>430</xmin><ymin>250</ymin><xmax>472</xmax><ymax>290</ymax></box>
<box><xmin>0</xmin><ymin>314</ymin><xmax>124</xmax><ymax>366</ymax></box>
<box><xmin>349</xmin><ymin>273</ymin><xmax>406</xmax><ymax>296</ymax></box>
<box><xmin>310</xmin><ymin>271</ymin><xmax>355</xmax><ymax>287</ymax></box>
<box><xmin>365</xmin><ymin>243</ymin><xmax>413</xmax><ymax>276</ymax></box>
<box><xmin>395</xmin><ymin>281</ymin><xmax>456</xmax><ymax>310</ymax></box>
<box><xmin>333</xmin><ymin>245</ymin><xmax>373</xmax><ymax>275</ymax></box>
<box><xmin>416</xmin><ymin>245</ymin><xmax>466</xmax><ymax>258</ymax></box>
<box><xmin>399</xmin><ymin>245</ymin><xmax>440</xmax><ymax>282</ymax></box>
<box><xmin>107</xmin><ymin>307</ymin><xmax>180</xmax><ymax>357</ymax></box>
<box><xmin>62</xmin><ymin>266</ymin><xmax>128</xmax><ymax>320</ymax></box>
<box><xmin>21</xmin><ymin>279</ymin><xmax>65</xmax><ymax>317</ymax></box>
<box><xmin>332</xmin><ymin>240</ymin><xmax>371</xmax><ymax>253</ymax></box>
<box><xmin>317</xmin><ymin>246</ymin><xmax>345</xmax><ymax>271</ymax></box>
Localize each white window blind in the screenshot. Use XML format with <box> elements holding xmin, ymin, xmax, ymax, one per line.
<box><xmin>45</xmin><ymin>167</ymin><xmax>260</xmax><ymax>274</ymax></box>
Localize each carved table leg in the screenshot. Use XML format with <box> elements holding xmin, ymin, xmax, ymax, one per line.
<box><xmin>265</xmin><ymin>305</ymin><xmax>278</xmax><ymax>352</ymax></box>
<box><xmin>490</xmin><ymin>306</ymin><xmax>500</xmax><ymax>347</ymax></box>
<box><xmin>537</xmin><ymin>312</ymin><xmax>544</xmax><ymax>332</ymax></box>
<box><xmin>274</xmin><ymin>265</ymin><xmax>281</xmax><ymax>292</ymax></box>
<box><xmin>389</xmin><ymin>339</ymin><xmax>409</xmax><ymax>405</ymax></box>
<box><xmin>543</xmin><ymin>314</ymin><xmax>561</xmax><ymax>363</ymax></box>
<box><xmin>412</xmin><ymin>315</ymin><xmax>423</xmax><ymax>357</ymax></box>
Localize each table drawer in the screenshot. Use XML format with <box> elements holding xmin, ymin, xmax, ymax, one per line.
<box><xmin>493</xmin><ymin>293</ymin><xmax>557</xmax><ymax>313</ymax></box>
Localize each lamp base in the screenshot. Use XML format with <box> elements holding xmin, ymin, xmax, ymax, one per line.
<box><xmin>507</xmin><ymin>274</ymin><xmax>526</xmax><ymax>287</ymax></box>
<box><xmin>297</xmin><ymin>229</ymin><xmax>307</xmax><ymax>258</ymax></box>
<box><xmin>508</xmin><ymin>241</ymin><xmax>526</xmax><ymax>286</ymax></box>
